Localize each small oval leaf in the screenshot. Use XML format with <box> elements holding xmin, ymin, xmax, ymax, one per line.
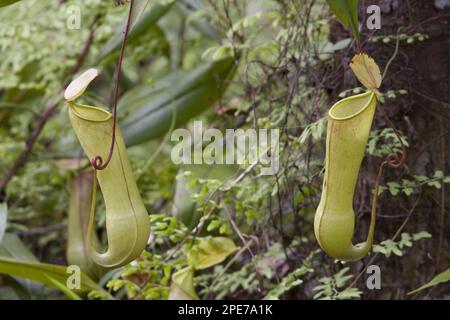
<box><xmin>349</xmin><ymin>53</ymin><xmax>382</xmax><ymax>91</ymax></box>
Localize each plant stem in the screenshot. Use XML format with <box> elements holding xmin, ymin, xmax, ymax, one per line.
<box><xmin>91</xmin><ymin>0</ymin><xmax>134</xmax><ymax>170</ymax></box>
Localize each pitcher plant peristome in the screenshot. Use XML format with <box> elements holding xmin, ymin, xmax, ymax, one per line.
<box><xmin>65</xmin><ymin>69</ymin><xmax>150</xmax><ymax>268</ymax></box>
<box><xmin>314</xmin><ymin>54</ymin><xmax>387</xmax><ymax>261</ymax></box>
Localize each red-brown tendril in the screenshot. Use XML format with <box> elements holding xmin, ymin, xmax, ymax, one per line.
<box><xmin>378</xmin><ymin>103</ymin><xmax>408</xmax><ymax>169</ymax></box>
<box><xmin>91</xmin><ymin>0</ymin><xmax>134</xmax><ymax>170</ymax></box>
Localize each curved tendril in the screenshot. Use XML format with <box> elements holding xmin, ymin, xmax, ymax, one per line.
<box><xmin>378</xmin><ymin>103</ymin><xmax>408</xmax><ymax>169</ymax></box>
<box><xmin>91</xmin><ymin>0</ymin><xmax>134</xmax><ymax>171</ymax></box>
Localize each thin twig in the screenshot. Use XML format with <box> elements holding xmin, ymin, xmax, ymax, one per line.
<box><xmin>381</xmin><ymin>27</ymin><xmax>404</xmax><ymax>81</ymax></box>
<box><xmin>436</xmin><ymin>118</ymin><xmax>446</xmax><ymax>269</ymax></box>
<box><xmin>381</xmin><ymin>0</ymin><xmax>412</xmax><ymax>82</ymax></box>
<box><xmin>232</xmin><ymin>162</ymin><xmax>257</xmax><ymax>184</ymax></box>
<box><xmin>222</xmin><ymin>199</ymin><xmax>254</xmax><ymax>258</ymax></box>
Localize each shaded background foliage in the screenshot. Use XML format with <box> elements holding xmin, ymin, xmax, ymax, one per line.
<box><xmin>0</xmin><ymin>0</ymin><xmax>449</xmax><ymax>299</ymax></box>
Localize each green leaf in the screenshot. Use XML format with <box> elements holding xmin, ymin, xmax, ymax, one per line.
<box><xmin>0</xmin><ymin>233</ymin><xmax>44</xmax><ymax>295</ymax></box>
<box><xmin>46</xmin><ymin>276</ymin><xmax>82</xmax><ymax>300</ymax></box>
<box><xmin>0</xmin><ymin>202</ymin><xmax>7</xmax><ymax>244</ymax></box>
<box><xmin>409</xmin><ymin>268</ymin><xmax>450</xmax><ymax>294</ymax></box>
<box><xmin>118</xmin><ymin>70</ymin><xmax>183</xmax><ymax>113</ymax></box>
<box><xmin>414</xmin><ymin>175</ymin><xmax>428</xmax><ymax>183</ymax></box>
<box><xmin>402</xmin><ymin>187</ymin><xmax>414</xmax><ymax>196</ymax></box>
<box><xmin>322</xmin><ymin>38</ymin><xmax>352</xmax><ymax>54</ymax></box>
<box><xmin>399</xmin><ymin>233</ymin><xmax>412</xmax><ymax>248</ymax></box>
<box><xmin>336</xmin><ymin>288</ymin><xmax>362</xmax><ymax>299</ymax></box>
<box><xmin>0</xmin><ymin>255</ymin><xmax>107</xmax><ymax>295</ymax></box>
<box><xmin>433</xmin><ymin>170</ymin><xmax>444</xmax><ymax>179</ymax></box>
<box><xmin>207</xmin><ymin>220</ymin><xmax>222</xmax><ymax>232</ymax></box>
<box><xmin>1</xmin><ymin>274</ymin><xmax>40</xmax><ymax>299</ymax></box>
<box><xmin>349</xmin><ymin>53</ymin><xmax>382</xmax><ymax>91</ymax></box>
<box><xmin>0</xmin><ymin>234</ymin><xmax>39</xmax><ymax>262</ymax></box>
<box><xmin>177</xmin><ymin>1</ymin><xmax>222</xmax><ymax>41</ymax></box>
<box><xmin>387</xmin><ymin>182</ymin><xmax>400</xmax><ymax>196</ymax></box>
<box><xmin>264</xmin><ymin>266</ymin><xmax>312</xmax><ymax>300</ymax></box>
<box><xmin>98</xmin><ymin>0</ymin><xmax>175</xmax><ymax>61</ymax></box>
<box><xmin>128</xmin><ymin>0</ymin><xmax>151</xmax><ymax>29</ymax></box>
<box><xmin>122</xmin><ymin>56</ymin><xmax>236</xmax><ymax>146</ymax></box>
<box><xmin>0</xmin><ymin>0</ymin><xmax>21</xmax><ymax>8</ymax></box>
<box><xmin>326</xmin><ymin>0</ymin><xmax>359</xmax><ymax>40</ymax></box>
<box><xmin>412</xmin><ymin>231</ymin><xmax>432</xmax><ymax>241</ymax></box>
<box><xmin>168</xmin><ymin>266</ymin><xmax>199</xmax><ymax>300</ymax></box>
<box><xmin>101</xmin><ymin>0</ymin><xmax>151</xmax><ymax>59</ymax></box>
<box><xmin>427</xmin><ymin>180</ymin><xmax>441</xmax><ymax>189</ymax></box>
<box><xmin>187</xmin><ymin>237</ymin><xmax>238</xmax><ymax>270</ymax></box>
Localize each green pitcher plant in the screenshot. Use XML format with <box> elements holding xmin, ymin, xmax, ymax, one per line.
<box><xmin>66</xmin><ymin>170</ymin><xmax>106</xmax><ymax>279</ymax></box>
<box><xmin>314</xmin><ymin>54</ymin><xmax>391</xmax><ymax>261</ymax></box>
<box><xmin>64</xmin><ymin>68</ymin><xmax>150</xmax><ymax>268</ymax></box>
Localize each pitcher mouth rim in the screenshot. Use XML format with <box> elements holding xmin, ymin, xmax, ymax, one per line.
<box><xmin>68</xmin><ymin>101</ymin><xmax>112</xmax><ymax>123</ymax></box>
<box><xmin>328</xmin><ymin>91</ymin><xmax>376</xmax><ymax>121</ymax></box>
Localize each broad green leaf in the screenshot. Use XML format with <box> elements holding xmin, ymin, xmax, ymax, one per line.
<box><xmin>0</xmin><ymin>233</ymin><xmax>43</xmax><ymax>296</ymax></box>
<box><xmin>177</xmin><ymin>0</ymin><xmax>221</xmax><ymax>41</ymax></box>
<box><xmin>0</xmin><ymin>233</ymin><xmax>106</xmax><ymax>295</ymax></box>
<box><xmin>168</xmin><ymin>266</ymin><xmax>199</xmax><ymax>300</ymax></box>
<box><xmin>188</xmin><ymin>237</ymin><xmax>238</xmax><ymax>270</ymax></box>
<box><xmin>128</xmin><ymin>0</ymin><xmax>151</xmax><ymax>29</ymax></box>
<box><xmin>409</xmin><ymin>268</ymin><xmax>450</xmax><ymax>294</ymax></box>
<box><xmin>98</xmin><ymin>0</ymin><xmax>175</xmax><ymax>61</ymax></box>
<box><xmin>349</xmin><ymin>53</ymin><xmax>382</xmax><ymax>91</ymax></box>
<box><xmin>122</xmin><ymin>56</ymin><xmax>236</xmax><ymax>146</ymax></box>
<box><xmin>0</xmin><ymin>284</ymin><xmax>21</xmax><ymax>300</ymax></box>
<box><xmin>99</xmin><ymin>0</ymin><xmax>150</xmax><ymax>59</ymax></box>
<box><xmin>0</xmin><ymin>0</ymin><xmax>21</xmax><ymax>8</ymax></box>
<box><xmin>0</xmin><ymin>202</ymin><xmax>7</xmax><ymax>243</ymax></box>
<box><xmin>118</xmin><ymin>69</ymin><xmax>184</xmax><ymax>115</ymax></box>
<box><xmin>326</xmin><ymin>0</ymin><xmax>359</xmax><ymax>40</ymax></box>
<box><xmin>0</xmin><ymin>256</ymin><xmax>107</xmax><ymax>295</ymax></box>
<box><xmin>0</xmin><ymin>234</ymin><xmax>40</xmax><ymax>263</ymax></box>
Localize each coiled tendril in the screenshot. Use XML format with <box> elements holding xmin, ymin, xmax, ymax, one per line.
<box><xmin>378</xmin><ymin>103</ymin><xmax>408</xmax><ymax>169</ymax></box>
